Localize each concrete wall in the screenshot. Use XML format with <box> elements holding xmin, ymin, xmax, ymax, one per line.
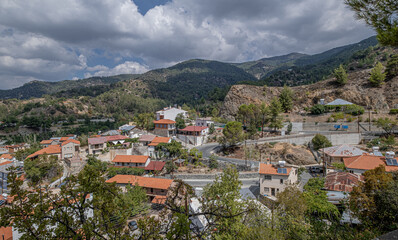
<box><xmin>257</xmin><ymin>132</ymin><xmax>362</xmax><ymax>146</ymax></box>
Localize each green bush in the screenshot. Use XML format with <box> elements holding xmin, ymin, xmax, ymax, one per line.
<box><xmin>389</xmin><ymin>109</ymin><xmax>398</xmax><ymax>114</ymax></box>
<box><xmin>344</xmin><ymin>104</ymin><xmax>365</xmax><ymax>116</ymax></box>
<box><xmin>310</xmin><ymin>104</ymin><xmax>327</xmax><ymax>115</ymax></box>
<box><xmin>312</xmin><ymin>134</ymin><xmax>332</xmax><ymax>150</ymax></box>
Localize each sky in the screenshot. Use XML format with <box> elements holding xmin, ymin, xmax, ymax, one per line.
<box><xmin>0</xmin><ymin>0</ymin><xmax>374</xmax><ymax>89</ymax></box>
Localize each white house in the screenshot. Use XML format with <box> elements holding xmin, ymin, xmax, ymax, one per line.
<box><xmin>195</xmin><ymin>117</ymin><xmax>214</xmax><ymax>127</ymax></box>
<box><xmin>156</xmin><ymin>107</ymin><xmax>188</xmax><ymax>121</ymax></box>
<box><xmin>177</xmin><ymin>126</ymin><xmax>209</xmax><ymax>146</ymax></box>
<box><xmin>259</xmin><ymin>162</ymin><xmax>298</xmax><ymax>197</ymax></box>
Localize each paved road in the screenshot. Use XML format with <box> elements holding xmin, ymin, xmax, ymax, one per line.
<box><xmin>196</xmin><ymin>143</ymin><xmax>259</xmax><ymax>167</ymax></box>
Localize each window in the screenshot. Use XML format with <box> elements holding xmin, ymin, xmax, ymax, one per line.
<box><xmin>264</xmin><ymin>187</ymin><xmax>269</xmax><ymax>192</ymax></box>
<box><xmin>280</xmin><ymin>179</ymin><xmax>284</xmax><ymax>184</ymax></box>
<box><xmin>264</xmin><ymin>175</ymin><xmax>272</xmax><ymax>180</ymax></box>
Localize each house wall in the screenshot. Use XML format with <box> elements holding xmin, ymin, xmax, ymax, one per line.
<box><xmin>259</xmin><ymin>169</ymin><xmax>298</xmax><ymax>196</ymax></box>
<box><xmin>154</xmin><ymin>128</ymin><xmax>175</xmax><ymax>137</ymax></box>
<box><xmin>62</xmin><ymin>142</ymin><xmax>79</xmax><ymax>159</ymax></box>
<box><xmin>116</xmin><ymin>183</ymin><xmax>168</xmax><ymax>196</ymax></box>
<box><xmin>177</xmin><ymin>134</ymin><xmax>207</xmax><ymax>146</ymax></box>
<box><xmin>114</xmin><ymin>158</ymin><xmax>150</xmax><ymax>168</ymax></box>
<box><xmin>196</xmin><ymin>120</ymin><xmax>214</xmax><ymax>127</ymax></box>
<box><xmin>346</xmin><ymin>168</ymin><xmax>366</xmax><ymax>175</ymax></box>
<box><xmin>88</xmin><ymin>143</ymin><xmax>106</xmax><ymax>155</ymax></box>
<box><xmin>156</xmin><ymin>108</ymin><xmax>187</xmax><ymax>121</ymax></box>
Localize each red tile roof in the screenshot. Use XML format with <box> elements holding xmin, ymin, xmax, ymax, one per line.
<box><xmin>0</xmin><ymin>161</ymin><xmax>13</xmax><ymax>167</ymax></box>
<box><xmin>61</xmin><ymin>139</ymin><xmax>80</xmax><ymax>146</ymax></box>
<box><xmin>179</xmin><ymin>126</ymin><xmax>208</xmax><ymax>132</ymax></box>
<box><xmin>148</xmin><ymin>137</ymin><xmax>171</xmax><ymax>146</ymax></box>
<box><xmin>259</xmin><ymin>163</ymin><xmax>292</xmax><ymax>175</ymax></box>
<box><xmin>138</xmin><ymin>135</ymin><xmax>156</xmax><ymax>142</ymax></box>
<box><xmin>60</xmin><ymin>137</ymin><xmax>69</xmax><ymax>142</ymax></box>
<box><xmin>153</xmin><ymin>119</ymin><xmax>176</xmax><ymax>124</ymax></box>
<box><xmin>325</xmin><ymin>171</ymin><xmax>364</xmax><ymax>192</ymax></box>
<box><xmin>112</xmin><ymin>155</ymin><xmax>149</xmax><ymax>164</ymax></box>
<box><xmin>145</xmin><ymin>161</ymin><xmax>166</xmax><ymax>171</ymax></box>
<box><xmin>106</xmin><ymin>175</ymin><xmax>173</xmax><ymax>190</ymax></box>
<box><xmin>0</xmin><ymin>154</ymin><xmax>13</xmax><ymax>160</ymax></box>
<box><xmin>0</xmin><ymin>226</ymin><xmax>12</xmax><ymax>240</ymax></box>
<box><xmin>26</xmin><ymin>145</ymin><xmax>61</xmax><ymax>159</ymax></box>
<box><xmin>105</xmin><ymin>135</ymin><xmax>128</xmax><ymax>142</ymax></box>
<box><xmin>343</xmin><ymin>154</ymin><xmax>398</xmax><ymax>172</ymax></box>
<box><xmin>151</xmin><ymin>195</ymin><xmax>167</xmax><ymax>204</ymax></box>
<box><xmin>40</xmin><ymin>139</ymin><xmax>55</xmax><ymax>145</ymax></box>
<box><xmin>88</xmin><ymin>137</ymin><xmax>107</xmax><ymax>145</ymax></box>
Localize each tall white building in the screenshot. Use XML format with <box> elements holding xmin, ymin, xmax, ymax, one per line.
<box><xmin>156</xmin><ymin>107</ymin><xmax>188</xmax><ymax>121</ymax></box>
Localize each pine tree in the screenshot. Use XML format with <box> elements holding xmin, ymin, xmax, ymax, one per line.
<box><xmin>334</xmin><ymin>64</ymin><xmax>348</xmax><ymax>85</ymax></box>
<box><xmin>369</xmin><ymin>62</ymin><xmax>386</xmax><ymax>87</ymax></box>
<box><xmin>386</xmin><ymin>54</ymin><xmax>398</xmax><ymax>80</ymax></box>
<box><xmin>279</xmin><ymin>85</ymin><xmax>294</xmax><ymax>113</ymax></box>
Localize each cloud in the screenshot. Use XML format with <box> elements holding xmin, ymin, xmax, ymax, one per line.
<box><xmin>0</xmin><ymin>0</ymin><xmax>374</xmax><ymax>89</ymax></box>
<box><xmin>84</xmin><ymin>61</ymin><xmax>149</xmax><ymax>78</ymax></box>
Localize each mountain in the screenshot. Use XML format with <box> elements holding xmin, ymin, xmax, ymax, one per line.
<box><xmin>233</xmin><ymin>52</ymin><xmax>308</xmax><ymax>79</ymax></box>
<box><xmin>0</xmin><ymin>74</ymin><xmax>136</xmax><ymax>99</ymax></box>
<box><xmin>256</xmin><ymin>36</ymin><xmax>380</xmax><ymax>86</ymax></box>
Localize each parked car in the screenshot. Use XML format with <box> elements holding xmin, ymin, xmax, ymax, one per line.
<box><xmin>128</xmin><ymin>221</ymin><xmax>138</xmax><ymax>231</ymax></box>
<box><xmin>0</xmin><ymin>200</ymin><xmax>5</xmax><ymax>206</ymax></box>
<box><xmin>309</xmin><ymin>166</ymin><xmax>323</xmax><ymax>173</ymax></box>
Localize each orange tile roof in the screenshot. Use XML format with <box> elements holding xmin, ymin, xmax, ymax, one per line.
<box><xmin>259</xmin><ymin>163</ymin><xmax>292</xmax><ymax>176</ymax></box>
<box><xmin>343</xmin><ymin>154</ymin><xmax>398</xmax><ymax>172</ymax></box>
<box><xmin>61</xmin><ymin>139</ymin><xmax>80</xmax><ymax>146</ymax></box>
<box><xmin>0</xmin><ymin>154</ymin><xmax>13</xmax><ymax>160</ymax></box>
<box><xmin>151</xmin><ymin>195</ymin><xmax>167</xmax><ymax>204</ymax></box>
<box><xmin>0</xmin><ymin>226</ymin><xmax>12</xmax><ymax>240</ymax></box>
<box><xmin>40</xmin><ymin>139</ymin><xmax>55</xmax><ymax>144</ymax></box>
<box><xmin>60</xmin><ymin>137</ymin><xmax>69</xmax><ymax>142</ymax></box>
<box><xmin>0</xmin><ymin>161</ymin><xmax>13</xmax><ymax>167</ymax></box>
<box><xmin>152</xmin><ymin>137</ymin><xmax>171</xmax><ymax>143</ymax></box>
<box><xmin>112</xmin><ymin>155</ymin><xmax>149</xmax><ymax>164</ymax></box>
<box><xmin>26</xmin><ymin>145</ymin><xmax>61</xmax><ymax>159</ymax></box>
<box><xmin>106</xmin><ymin>175</ymin><xmax>173</xmax><ymax>190</ymax></box>
<box><xmin>153</xmin><ymin>119</ymin><xmax>176</xmax><ymax>124</ymax></box>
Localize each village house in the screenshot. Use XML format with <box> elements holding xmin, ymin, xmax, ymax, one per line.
<box><xmin>26</xmin><ymin>145</ymin><xmax>62</xmax><ymax>160</ymax></box>
<box><xmin>156</xmin><ymin>106</ymin><xmax>188</xmax><ymax>121</ymax></box>
<box><xmin>148</xmin><ymin>137</ymin><xmax>171</xmax><ymax>158</ymax></box>
<box><xmin>0</xmin><ymin>160</ymin><xmax>23</xmax><ymax>193</ymax></box>
<box><xmin>88</xmin><ymin>135</ymin><xmax>128</xmax><ymax>155</ymax></box>
<box><xmin>40</xmin><ymin>139</ymin><xmax>59</xmax><ymax>148</ymax></box>
<box><xmin>153</xmin><ymin>119</ymin><xmax>176</xmax><ymax>137</ymax></box>
<box><xmin>106</xmin><ymin>175</ymin><xmax>174</xmax><ymax>201</ymax></box>
<box><xmin>112</xmin><ymin>155</ymin><xmax>151</xmax><ymax>168</ymax></box>
<box><xmin>177</xmin><ymin>126</ymin><xmax>209</xmax><ymax>146</ymax></box>
<box><xmin>324</xmin><ymin>171</ymin><xmax>364</xmax><ymax>192</ymax></box>
<box><xmin>195</xmin><ymin>117</ymin><xmax>214</xmax><ymax>127</ymax></box>
<box><xmin>61</xmin><ymin>139</ymin><xmax>80</xmax><ymax>159</ymax></box>
<box><xmin>0</xmin><ymin>154</ymin><xmax>15</xmax><ymax>161</ymax></box>
<box><xmin>320</xmin><ymin>144</ymin><xmax>367</xmax><ymax>164</ymax></box>
<box><xmin>138</xmin><ymin>135</ymin><xmax>156</xmax><ymax>146</ymax></box>
<box><xmin>343</xmin><ymin>152</ymin><xmax>398</xmax><ymax>175</ymax></box>
<box><xmin>259</xmin><ymin>161</ymin><xmax>298</xmax><ymax>197</ymax></box>
<box><xmin>5</xmin><ymin>143</ymin><xmax>28</xmax><ymax>153</ymax></box>
<box><xmin>119</xmin><ymin>124</ymin><xmax>136</xmax><ymax>137</ymax></box>
<box><xmin>88</xmin><ymin>137</ymin><xmax>107</xmax><ymax>155</ymax></box>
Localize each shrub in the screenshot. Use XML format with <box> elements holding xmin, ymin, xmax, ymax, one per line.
<box><xmin>389</xmin><ymin>109</ymin><xmax>398</xmax><ymax>114</ymax></box>
<box><xmin>312</xmin><ymin>134</ymin><xmax>332</xmax><ymax>150</ymax></box>
<box><xmin>310</xmin><ymin>104</ymin><xmax>327</xmax><ymax>115</ymax></box>
<box><xmin>344</xmin><ymin>104</ymin><xmax>364</xmax><ymax>116</ymax></box>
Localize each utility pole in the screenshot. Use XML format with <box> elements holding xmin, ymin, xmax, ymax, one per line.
<box><xmin>368</xmin><ymin>106</ymin><xmax>372</xmax><ymax>131</ymax></box>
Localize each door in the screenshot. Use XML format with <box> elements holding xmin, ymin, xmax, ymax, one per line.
<box><xmin>271</xmin><ymin>188</ymin><xmax>275</xmax><ymax>196</ymax></box>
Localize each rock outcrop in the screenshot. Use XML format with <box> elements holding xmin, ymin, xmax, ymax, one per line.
<box><xmin>221</xmin><ymin>69</ymin><xmax>398</xmax><ymax>119</ymax></box>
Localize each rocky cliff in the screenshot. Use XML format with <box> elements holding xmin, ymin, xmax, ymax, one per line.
<box><xmin>221</xmin><ymin>69</ymin><xmax>398</xmax><ymax>119</ymax></box>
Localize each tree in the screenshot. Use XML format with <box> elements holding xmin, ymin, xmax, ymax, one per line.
<box><xmin>311</xmin><ymin>134</ymin><xmax>332</xmax><ymax>150</ymax></box>
<box><xmin>369</xmin><ymin>62</ymin><xmax>386</xmax><ymax>86</ymax></box>
<box><xmin>268</xmin><ymin>97</ymin><xmax>283</xmax><ymax>130</ymax></box>
<box><xmin>218</xmin><ymin>121</ymin><xmax>245</xmax><ymax>147</ymax></box>
<box><xmin>175</xmin><ymin>113</ymin><xmax>186</xmax><ymax>130</ymax></box>
<box><xmin>376</xmin><ymin>117</ymin><xmax>398</xmax><ymax>135</ymax></box>
<box><xmin>259</xmin><ymin>103</ymin><xmax>270</xmax><ymax>136</ymax></box>
<box><xmin>209</xmin><ymin>154</ymin><xmax>219</xmax><ymax>169</ymax></box>
<box><xmin>334</xmin><ymin>64</ymin><xmax>348</xmax><ymax>85</ymax></box>
<box><xmin>0</xmin><ymin>162</ymin><xmax>137</xmax><ymax>239</ymax></box>
<box><xmin>279</xmin><ymin>85</ymin><xmax>294</xmax><ymax>113</ymax></box>
<box><xmin>386</xmin><ymin>54</ymin><xmax>398</xmax><ymax>80</ymax></box>
<box><xmin>134</xmin><ymin>112</ymin><xmax>154</xmax><ymax>131</ymax></box>
<box><xmin>345</xmin><ymin>0</ymin><xmax>398</xmax><ymax>46</ymax></box>
<box><xmin>209</xmin><ymin>123</ymin><xmax>215</xmax><ymax>134</ymax></box>
<box><xmin>349</xmin><ymin>165</ymin><xmax>395</xmax><ymax>230</ymax></box>
<box><xmin>24</xmin><ymin>154</ymin><xmax>63</xmax><ymax>185</ymax></box>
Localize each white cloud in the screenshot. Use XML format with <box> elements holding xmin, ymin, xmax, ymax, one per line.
<box><xmin>0</xmin><ymin>0</ymin><xmax>374</xmax><ymax>89</ymax></box>
<box><xmin>84</xmin><ymin>61</ymin><xmax>149</xmax><ymax>78</ymax></box>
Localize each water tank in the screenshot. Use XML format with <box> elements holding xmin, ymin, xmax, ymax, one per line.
<box><xmin>372</xmin><ymin>146</ymin><xmax>379</xmax><ymax>152</ymax></box>
<box><xmin>278</xmin><ymin>161</ymin><xmax>286</xmax><ymax>167</ymax></box>
<box><xmin>386</xmin><ymin>151</ymin><xmax>395</xmax><ymax>159</ymax></box>
<box><xmin>320</xmin><ymin>99</ymin><xmax>325</xmax><ymax>105</ymax></box>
